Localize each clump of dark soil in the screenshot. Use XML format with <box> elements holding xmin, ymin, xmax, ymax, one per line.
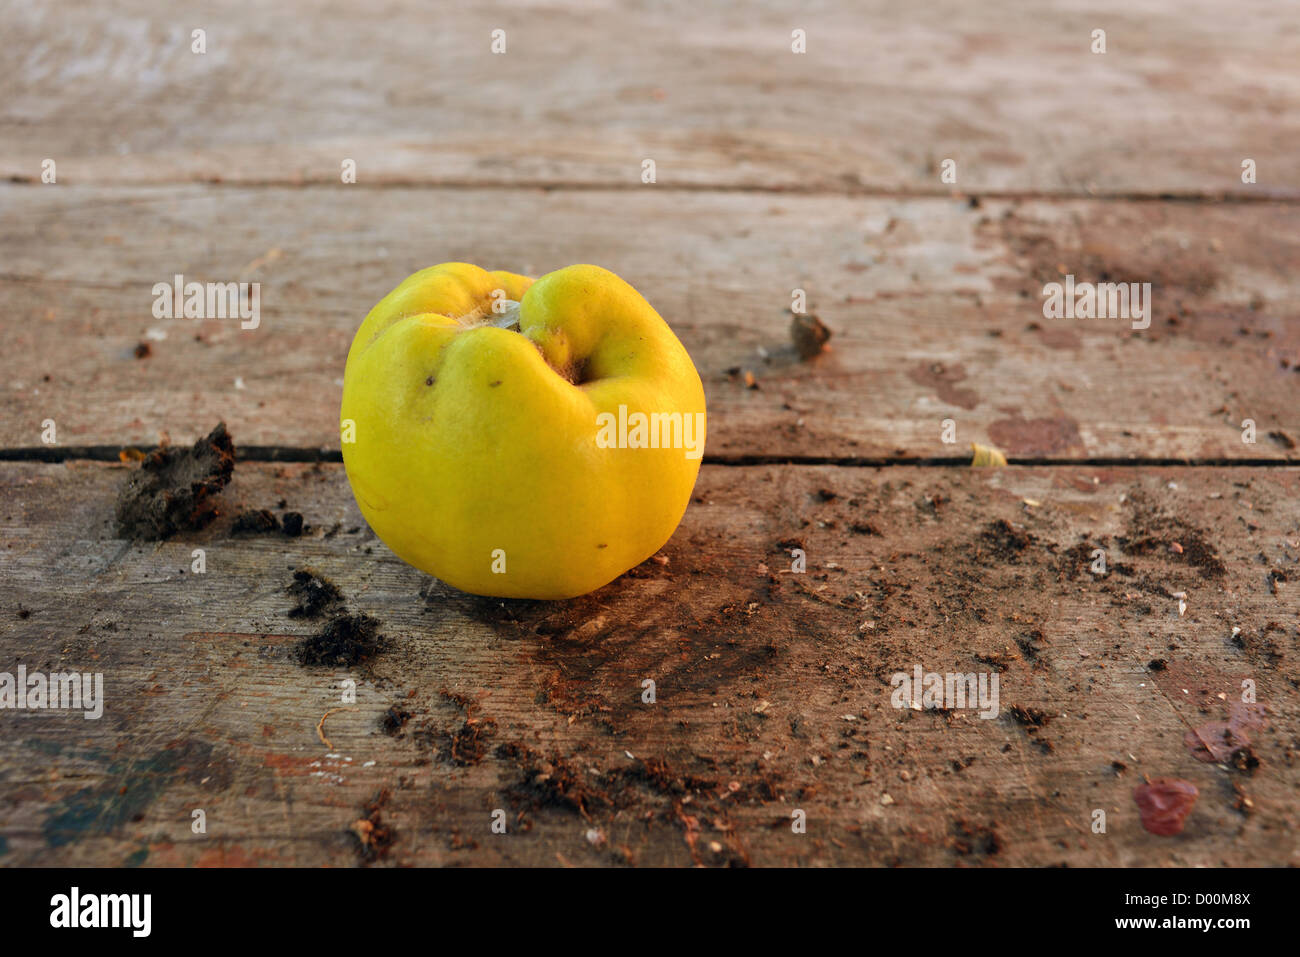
<box><xmin>115</xmin><ymin>423</ymin><xmax>235</xmax><ymax>539</ymax></box>
<box><xmin>1008</xmin><ymin>704</ymin><xmax>1052</xmax><ymax>729</ymax></box>
<box><xmin>976</xmin><ymin>519</ymin><xmax>1035</xmax><ymax>561</ymax></box>
<box><xmin>790</xmin><ymin>314</ymin><xmax>832</xmax><ymax>359</ymax></box>
<box><xmin>230</xmin><ymin>508</ymin><xmax>306</xmax><ymax>537</ymax></box>
<box><xmin>624</xmin><ymin>756</ymin><xmax>720</xmax><ymax>797</ymax></box>
<box><xmin>287</xmin><ymin>569</ymin><xmax>343</xmax><ymax>619</ymax></box>
<box><xmin>1007</xmin><ymin>703</ymin><xmax>1055</xmax><ymax>751</ymax></box>
<box><xmin>294</xmin><ymin>613</ymin><xmax>386</xmax><ymax>667</ymax></box>
<box><xmin>434</xmin><ymin>690</ymin><xmax>497</xmax><ymax>766</ymax></box>
<box><xmin>1234</xmin><ymin>621</ymin><xmax>1286</xmax><ymax>666</ymax></box>
<box><xmin>441</xmin><ymin>714</ymin><xmax>497</xmax><ymax>766</ymax></box>
<box><xmin>1057</xmin><ymin>540</ymin><xmax>1102</xmax><ymax>580</ymax></box>
<box><xmin>952</xmin><ymin>819</ymin><xmax>1003</xmax><ymax>857</ymax></box>
<box><xmin>1013</xmin><ymin>630</ymin><xmax>1048</xmax><ymax>668</ymax></box>
<box><xmin>495</xmin><ymin>742</ymin><xmax>617</xmax><ymax>819</ymax></box>
<box><xmin>380</xmin><ymin>706</ymin><xmax>411</xmax><ymax>736</ymax></box>
<box><xmin>231</xmin><ymin>508</ymin><xmax>279</xmax><ymax>534</ymax></box>
<box><xmin>287</xmin><ymin>568</ymin><xmax>391</xmax><ymax>671</ymax></box>
<box><xmin>1119</xmin><ymin>496</ymin><xmax>1227</xmax><ymax>578</ymax></box>
<box><xmin>349</xmin><ymin>789</ymin><xmax>394</xmax><ymax>863</ymax></box>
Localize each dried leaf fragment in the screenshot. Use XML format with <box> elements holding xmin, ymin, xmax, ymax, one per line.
<box><xmin>970</xmin><ymin>442</ymin><xmax>1008</xmax><ymax>468</ymax></box>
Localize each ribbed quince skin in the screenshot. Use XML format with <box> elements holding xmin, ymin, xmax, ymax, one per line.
<box><xmin>340</xmin><ymin>263</ymin><xmax>706</xmax><ymax>599</ymax></box>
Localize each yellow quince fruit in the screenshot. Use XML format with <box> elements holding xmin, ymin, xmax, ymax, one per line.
<box><xmin>340</xmin><ymin>263</ymin><xmax>706</xmax><ymax>599</ymax></box>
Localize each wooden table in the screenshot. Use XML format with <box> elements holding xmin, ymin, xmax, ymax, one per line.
<box><xmin>1</xmin><ymin>0</ymin><xmax>1297</xmax><ymax>867</ymax></box>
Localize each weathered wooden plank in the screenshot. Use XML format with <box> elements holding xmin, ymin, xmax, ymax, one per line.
<box><xmin>2</xmin><ymin>0</ymin><xmax>1296</xmax><ymax>195</ymax></box>
<box><xmin>1</xmin><ymin>460</ymin><xmax>1296</xmax><ymax>866</ymax></box>
<box><xmin>3</xmin><ymin>185</ymin><xmax>1298</xmax><ymax>459</ymax></box>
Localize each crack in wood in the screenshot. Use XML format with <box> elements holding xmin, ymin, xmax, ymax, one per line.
<box><xmin>1</xmin><ymin>447</ymin><xmax>1295</xmax><ymax>468</ymax></box>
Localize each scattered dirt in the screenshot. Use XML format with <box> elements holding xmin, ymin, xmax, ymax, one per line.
<box><xmin>380</xmin><ymin>706</ymin><xmax>411</xmax><ymax>737</ymax></box>
<box><xmin>1007</xmin><ymin>703</ymin><xmax>1054</xmax><ymax>752</ymax></box>
<box><xmin>191</xmin><ymin>466</ymin><xmax>1294</xmax><ymax>865</ymax></box>
<box><xmin>294</xmin><ymin>614</ymin><xmax>386</xmax><ymax>667</ymax></box>
<box><xmin>495</xmin><ymin>742</ymin><xmax>618</xmax><ymax>819</ymax></box>
<box><xmin>1233</xmin><ymin>621</ymin><xmax>1287</xmax><ymax>667</ymax></box>
<box><xmin>231</xmin><ymin>508</ymin><xmax>279</xmax><ymax>534</ymax></box>
<box><xmin>435</xmin><ymin>690</ymin><xmax>497</xmax><ymax>766</ymax></box>
<box><xmin>488</xmin><ymin>738</ymin><xmax>766</xmax><ymax>865</ymax></box>
<box><xmin>494</xmin><ymin>743</ymin><xmax>734</xmax><ymax>819</ymax></box>
<box><xmin>951</xmin><ymin>819</ymin><xmax>1003</xmax><ymax>857</ymax></box>
<box><xmin>975</xmin><ymin>519</ymin><xmax>1036</xmax><ymax>562</ymax></box>
<box><xmin>1268</xmin><ymin>430</ymin><xmax>1296</xmax><ymax>450</ymax></box>
<box><xmin>115</xmin><ymin>423</ymin><xmax>235</xmax><ymax>539</ymax></box>
<box><xmin>538</xmin><ymin>669</ymin><xmax>614</xmax><ymax>726</ymax></box>
<box><xmin>1012</xmin><ymin>631</ymin><xmax>1047</xmax><ymax>669</ymax></box>
<box><xmin>231</xmin><ymin>508</ymin><xmax>306</xmax><ymax>537</ymax></box>
<box><xmin>989</xmin><ymin>206</ymin><xmax>1221</xmax><ymax>299</ymax></box>
<box><xmin>1007</xmin><ymin>704</ymin><xmax>1052</xmax><ymax>730</ymax></box>
<box><xmin>1119</xmin><ymin>494</ymin><xmax>1227</xmax><ymax>578</ymax></box>
<box><xmin>287</xmin><ymin>569</ymin><xmax>343</xmax><ymax>619</ymax></box>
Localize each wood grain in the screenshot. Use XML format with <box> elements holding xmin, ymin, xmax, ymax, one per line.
<box><xmin>3</xmin><ymin>185</ymin><xmax>1298</xmax><ymax>459</ymax></box>
<box><xmin>1</xmin><ymin>0</ymin><xmax>1296</xmax><ymax>196</ymax></box>
<box><xmin>1</xmin><ymin>460</ymin><xmax>1296</xmax><ymax>866</ymax></box>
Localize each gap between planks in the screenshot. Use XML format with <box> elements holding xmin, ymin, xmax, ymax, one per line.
<box><xmin>0</xmin><ymin>447</ymin><xmax>1296</xmax><ymax>468</ymax></box>
<box><xmin>3</xmin><ymin>178</ymin><xmax>1296</xmax><ymax>204</ymax></box>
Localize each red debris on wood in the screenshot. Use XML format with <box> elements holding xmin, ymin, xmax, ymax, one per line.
<box><xmin>1134</xmin><ymin>778</ymin><xmax>1199</xmax><ymax>836</ymax></box>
